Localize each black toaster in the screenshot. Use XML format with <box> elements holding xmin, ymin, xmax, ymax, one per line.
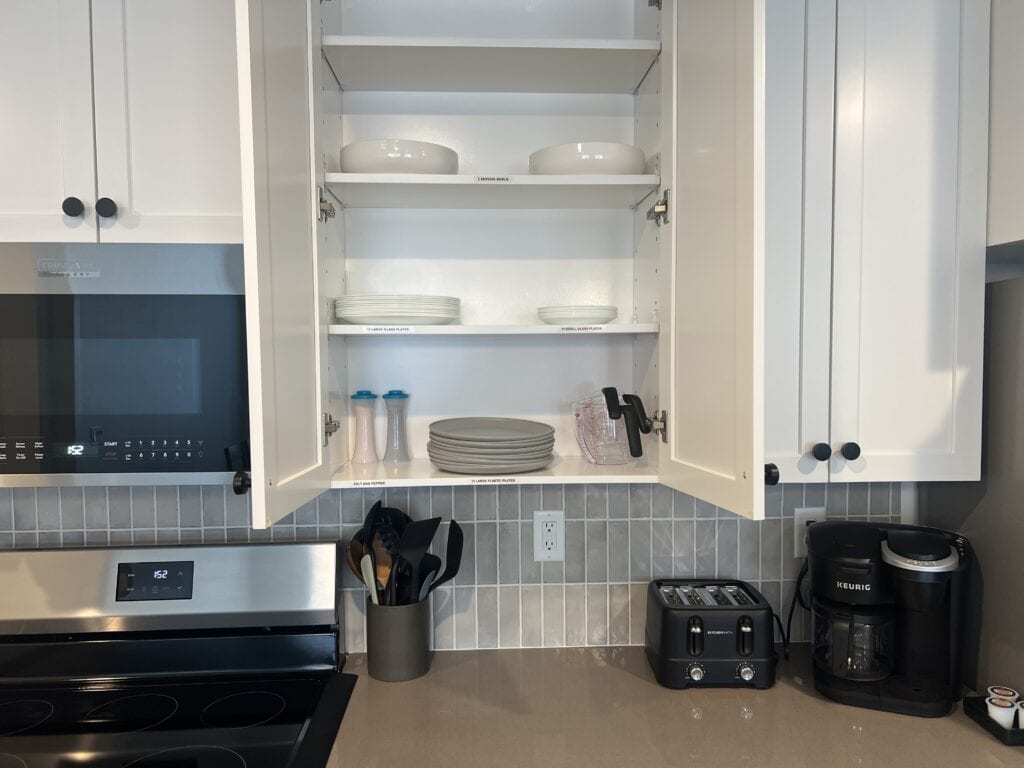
<box><xmin>645</xmin><ymin>579</ymin><xmax>776</xmax><ymax>689</ymax></box>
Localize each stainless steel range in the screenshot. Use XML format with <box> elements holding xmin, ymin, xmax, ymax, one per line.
<box><xmin>0</xmin><ymin>542</ymin><xmax>356</xmax><ymax>766</ymax></box>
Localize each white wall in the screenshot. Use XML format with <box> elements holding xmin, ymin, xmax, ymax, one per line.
<box><xmin>988</xmin><ymin>0</ymin><xmax>1024</xmax><ymax>246</ymax></box>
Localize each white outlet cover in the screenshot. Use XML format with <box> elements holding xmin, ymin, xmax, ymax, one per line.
<box><xmin>794</xmin><ymin>507</ymin><xmax>826</xmax><ymax>558</ymax></box>
<box><xmin>533</xmin><ymin>510</ymin><xmax>564</xmax><ymax>562</ymax></box>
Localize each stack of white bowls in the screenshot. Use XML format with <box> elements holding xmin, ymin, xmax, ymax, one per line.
<box><xmin>537</xmin><ymin>305</ymin><xmax>618</xmax><ymax>325</ymax></box>
<box><xmin>335</xmin><ymin>294</ymin><xmax>460</xmax><ymax>325</ymax></box>
<box><xmin>428</xmin><ymin>418</ymin><xmax>555</xmax><ymax>475</ymax></box>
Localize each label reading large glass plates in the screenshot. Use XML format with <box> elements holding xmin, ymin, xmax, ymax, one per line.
<box><xmin>116</xmin><ymin>561</ymin><xmax>194</xmax><ymax>601</ymax></box>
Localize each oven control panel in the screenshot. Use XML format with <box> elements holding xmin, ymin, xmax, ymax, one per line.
<box><xmin>116</xmin><ymin>561</ymin><xmax>195</xmax><ymax>601</ymax></box>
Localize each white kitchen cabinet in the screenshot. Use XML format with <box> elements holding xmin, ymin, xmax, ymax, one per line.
<box><xmin>228</xmin><ymin>0</ymin><xmax>770</xmax><ymax>521</ymax></box>
<box><xmin>988</xmin><ymin>0</ymin><xmax>1024</xmax><ymax>249</ymax></box>
<box><xmin>0</xmin><ymin>0</ymin><xmax>97</xmax><ymax>242</ymax></box>
<box><xmin>0</xmin><ymin>0</ymin><xmax>241</xmax><ymax>244</ymax></box>
<box><xmin>764</xmin><ymin>0</ymin><xmax>989</xmax><ymax>484</ymax></box>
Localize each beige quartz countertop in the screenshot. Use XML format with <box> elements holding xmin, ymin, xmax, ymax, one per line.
<box><xmin>326</xmin><ymin>647</ymin><xmax>1022</xmax><ymax>768</ymax></box>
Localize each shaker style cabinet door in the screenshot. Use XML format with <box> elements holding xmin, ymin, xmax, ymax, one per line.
<box><xmin>658</xmin><ymin>0</ymin><xmax>767</xmax><ymax>520</ymax></box>
<box><xmin>763</xmin><ymin>0</ymin><xmax>835</xmax><ymax>483</ymax></box>
<box><xmin>235</xmin><ymin>0</ymin><xmax>334</xmax><ymax>527</ymax></box>
<box><xmin>0</xmin><ymin>0</ymin><xmax>97</xmax><ymax>242</ymax></box>
<box><xmin>90</xmin><ymin>0</ymin><xmax>242</xmax><ymax>243</ymax></box>
<box><xmin>829</xmin><ymin>0</ymin><xmax>988</xmax><ymax>482</ymax></box>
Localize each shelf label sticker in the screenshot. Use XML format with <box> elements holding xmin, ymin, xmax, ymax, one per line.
<box><xmin>352</xmin><ymin>480</ymin><xmax>387</xmax><ymax>487</ymax></box>
<box><xmin>364</xmin><ymin>326</ymin><xmax>415</xmax><ymax>334</ymax></box>
<box><xmin>473</xmin><ymin>175</ymin><xmax>513</xmax><ymax>184</ymax></box>
<box><xmin>470</xmin><ymin>477</ymin><xmax>520</xmax><ymax>485</ymax></box>
<box><xmin>560</xmin><ymin>325</ymin><xmax>605</xmax><ymax>332</ymax></box>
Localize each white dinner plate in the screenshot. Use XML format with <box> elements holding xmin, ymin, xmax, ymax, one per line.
<box><xmin>338</xmin><ymin>314</ymin><xmax>459</xmax><ymax>325</ymax></box>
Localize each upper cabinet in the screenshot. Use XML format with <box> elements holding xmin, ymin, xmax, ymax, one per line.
<box><xmin>765</xmin><ymin>0</ymin><xmax>989</xmax><ymax>484</ymax></box>
<box><xmin>0</xmin><ymin>0</ymin><xmax>242</xmax><ymax>244</ymax></box>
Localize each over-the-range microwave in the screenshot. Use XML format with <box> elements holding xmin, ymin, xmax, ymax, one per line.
<box><xmin>0</xmin><ymin>244</ymin><xmax>249</xmax><ymax>487</ymax></box>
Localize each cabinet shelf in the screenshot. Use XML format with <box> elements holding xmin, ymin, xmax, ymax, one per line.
<box><xmin>325</xmin><ymin>173</ymin><xmax>660</xmax><ymax>209</ymax></box>
<box><xmin>322</xmin><ymin>36</ymin><xmax>661</xmax><ymax>94</ymax></box>
<box><xmin>330</xmin><ymin>456</ymin><xmax>659</xmax><ymax>489</ymax></box>
<box><xmin>329</xmin><ymin>323</ymin><xmax>659</xmax><ymax>336</ymax></box>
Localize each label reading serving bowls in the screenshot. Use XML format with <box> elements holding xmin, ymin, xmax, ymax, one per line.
<box><xmin>474</xmin><ymin>176</ymin><xmax>513</xmax><ymax>183</ymax></box>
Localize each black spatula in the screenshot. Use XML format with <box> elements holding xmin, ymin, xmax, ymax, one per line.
<box><xmin>427</xmin><ymin>520</ymin><xmax>463</xmax><ymax>594</ymax></box>
<box><xmin>394</xmin><ymin>517</ymin><xmax>441</xmax><ymax>604</ymax></box>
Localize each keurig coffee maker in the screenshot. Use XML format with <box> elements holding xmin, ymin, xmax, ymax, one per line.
<box><xmin>807</xmin><ymin>521</ymin><xmax>972</xmax><ymax>718</ymax></box>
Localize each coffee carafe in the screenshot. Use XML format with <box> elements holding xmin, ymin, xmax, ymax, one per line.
<box><xmin>807</xmin><ymin>521</ymin><xmax>972</xmax><ymax>718</ymax></box>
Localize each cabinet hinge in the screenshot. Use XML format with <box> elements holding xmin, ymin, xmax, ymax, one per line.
<box><xmin>318</xmin><ymin>186</ymin><xmax>336</xmax><ymax>222</ymax></box>
<box><xmin>323</xmin><ymin>412</ymin><xmax>340</xmax><ymax>445</ymax></box>
<box><xmin>648</xmin><ymin>0</ymin><xmax>662</xmax><ymax>9</ymax></box>
<box><xmin>651</xmin><ymin>410</ymin><xmax>668</xmax><ymax>443</ymax></box>
<box><xmin>647</xmin><ymin>189</ymin><xmax>669</xmax><ymax>226</ymax></box>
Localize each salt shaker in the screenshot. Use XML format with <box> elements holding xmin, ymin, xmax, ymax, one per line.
<box><xmin>351</xmin><ymin>390</ymin><xmax>379</xmax><ymax>464</ymax></box>
<box><xmin>382</xmin><ymin>390</ymin><xmax>410</xmax><ymax>463</ymax></box>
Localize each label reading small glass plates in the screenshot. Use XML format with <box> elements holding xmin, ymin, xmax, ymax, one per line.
<box><xmin>560</xmin><ymin>326</ymin><xmax>605</xmax><ymax>332</ymax></box>
<box><xmin>474</xmin><ymin>176</ymin><xmax>513</xmax><ymax>183</ymax></box>
<box><xmin>363</xmin><ymin>326</ymin><xmax>415</xmax><ymax>334</ymax></box>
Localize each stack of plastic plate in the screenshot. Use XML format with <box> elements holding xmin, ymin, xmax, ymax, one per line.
<box><xmin>335</xmin><ymin>294</ymin><xmax>460</xmax><ymax>325</ymax></box>
<box><xmin>537</xmin><ymin>305</ymin><xmax>618</xmax><ymax>325</ymax></box>
<box><xmin>427</xmin><ymin>418</ymin><xmax>555</xmax><ymax>475</ymax></box>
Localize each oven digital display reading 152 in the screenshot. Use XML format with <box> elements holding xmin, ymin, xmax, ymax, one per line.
<box><xmin>116</xmin><ymin>561</ymin><xmax>194</xmax><ymax>601</ymax></box>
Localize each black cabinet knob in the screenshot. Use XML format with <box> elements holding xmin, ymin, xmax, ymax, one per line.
<box><xmin>764</xmin><ymin>463</ymin><xmax>780</xmax><ymax>486</ymax></box>
<box><xmin>232</xmin><ymin>471</ymin><xmax>251</xmax><ymax>495</ymax></box>
<box><xmin>61</xmin><ymin>196</ymin><xmax>85</xmax><ymax>217</ymax></box>
<box><xmin>811</xmin><ymin>443</ymin><xmax>832</xmax><ymax>462</ymax></box>
<box><xmin>840</xmin><ymin>442</ymin><xmax>862</xmax><ymax>461</ymax></box>
<box><xmin>96</xmin><ymin>197</ymin><xmax>118</xmax><ymax>218</ymax></box>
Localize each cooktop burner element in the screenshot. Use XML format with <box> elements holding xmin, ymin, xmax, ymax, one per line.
<box><xmin>86</xmin><ymin>693</ymin><xmax>180</xmax><ymax>733</ymax></box>
<box><xmin>201</xmin><ymin>691</ymin><xmax>287</xmax><ymax>729</ymax></box>
<box><xmin>123</xmin><ymin>746</ymin><xmax>248</xmax><ymax>768</ymax></box>
<box><xmin>0</xmin><ymin>699</ymin><xmax>54</xmax><ymax>736</ymax></box>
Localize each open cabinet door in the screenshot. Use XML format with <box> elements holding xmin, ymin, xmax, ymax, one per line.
<box><xmin>658</xmin><ymin>0</ymin><xmax>767</xmax><ymax>520</ymax></box>
<box><xmin>235</xmin><ymin>0</ymin><xmax>332</xmax><ymax>527</ymax></box>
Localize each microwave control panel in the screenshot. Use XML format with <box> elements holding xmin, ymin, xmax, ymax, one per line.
<box><xmin>0</xmin><ymin>437</ymin><xmax>208</xmax><ymax>471</ymax></box>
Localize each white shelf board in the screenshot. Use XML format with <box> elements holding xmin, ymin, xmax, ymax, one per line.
<box><xmin>322</xmin><ymin>36</ymin><xmax>661</xmax><ymax>93</ymax></box>
<box><xmin>325</xmin><ymin>173</ymin><xmax>660</xmax><ymax>209</ymax></box>
<box><xmin>330</xmin><ymin>456</ymin><xmax>659</xmax><ymax>489</ymax></box>
<box><xmin>329</xmin><ymin>323</ymin><xmax>659</xmax><ymax>336</ymax></box>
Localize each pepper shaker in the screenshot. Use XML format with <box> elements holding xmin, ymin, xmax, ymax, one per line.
<box><xmin>382</xmin><ymin>390</ymin><xmax>410</xmax><ymax>463</ymax></box>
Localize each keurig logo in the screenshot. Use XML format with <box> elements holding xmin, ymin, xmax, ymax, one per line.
<box><xmin>836</xmin><ymin>581</ymin><xmax>871</xmax><ymax>592</ymax></box>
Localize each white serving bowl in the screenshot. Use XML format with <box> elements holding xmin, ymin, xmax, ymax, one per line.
<box><xmin>529</xmin><ymin>142</ymin><xmax>645</xmax><ymax>175</ymax></box>
<box><xmin>340</xmin><ymin>139</ymin><xmax>459</xmax><ymax>174</ymax></box>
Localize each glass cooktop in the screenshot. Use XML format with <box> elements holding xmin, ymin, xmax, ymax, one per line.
<box><xmin>0</xmin><ymin>673</ymin><xmax>353</xmax><ymax>767</ymax></box>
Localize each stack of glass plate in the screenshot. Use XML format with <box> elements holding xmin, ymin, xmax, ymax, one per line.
<box><xmin>335</xmin><ymin>294</ymin><xmax>460</xmax><ymax>325</ymax></box>
<box><xmin>537</xmin><ymin>305</ymin><xmax>617</xmax><ymax>325</ymax></box>
<box><xmin>427</xmin><ymin>418</ymin><xmax>555</xmax><ymax>475</ymax></box>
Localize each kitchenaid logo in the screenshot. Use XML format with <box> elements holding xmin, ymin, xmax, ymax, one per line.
<box><xmin>37</xmin><ymin>259</ymin><xmax>100</xmax><ymax>278</ymax></box>
<box><xmin>836</xmin><ymin>581</ymin><xmax>871</xmax><ymax>592</ymax></box>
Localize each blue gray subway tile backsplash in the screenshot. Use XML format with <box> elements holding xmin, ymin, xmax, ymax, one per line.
<box><xmin>0</xmin><ymin>482</ymin><xmax>902</xmax><ymax>652</ymax></box>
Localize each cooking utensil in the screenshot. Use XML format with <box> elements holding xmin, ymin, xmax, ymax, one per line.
<box><xmin>418</xmin><ymin>553</ymin><xmax>442</xmax><ymax>598</ymax></box>
<box><xmin>345</xmin><ymin>539</ymin><xmax>364</xmax><ymax>583</ymax></box>
<box><xmin>361</xmin><ymin>555</ymin><xmax>379</xmax><ymax>605</ymax></box>
<box><xmin>418</xmin><ymin>570</ymin><xmax>437</xmax><ymax>602</ymax></box>
<box><xmin>428</xmin><ymin>520</ymin><xmax>464</xmax><ymax>593</ymax></box>
<box><xmin>396</xmin><ymin>517</ymin><xmax>442</xmax><ymax>604</ymax></box>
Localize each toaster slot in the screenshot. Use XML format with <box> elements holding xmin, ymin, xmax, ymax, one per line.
<box><xmin>661</xmin><ymin>587</ymin><xmax>683</xmax><ymax>606</ymax></box>
<box><xmin>675</xmin><ymin>587</ymin><xmax>704</xmax><ymax>606</ymax></box>
<box><xmin>727</xmin><ymin>585</ymin><xmax>754</xmax><ymax>606</ymax></box>
<box><xmin>702</xmin><ymin>586</ymin><xmax>732</xmax><ymax>606</ymax></box>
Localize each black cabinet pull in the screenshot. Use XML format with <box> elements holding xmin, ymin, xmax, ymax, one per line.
<box><xmin>96</xmin><ymin>197</ymin><xmax>118</xmax><ymax>218</ymax></box>
<box><xmin>764</xmin><ymin>463</ymin><xmax>780</xmax><ymax>486</ymax></box>
<box><xmin>61</xmin><ymin>196</ymin><xmax>85</xmax><ymax>217</ymax></box>
<box><xmin>232</xmin><ymin>471</ymin><xmax>251</xmax><ymax>495</ymax></box>
<box><xmin>812</xmin><ymin>443</ymin><xmax>832</xmax><ymax>462</ymax></box>
<box><xmin>840</xmin><ymin>442</ymin><xmax>861</xmax><ymax>461</ymax></box>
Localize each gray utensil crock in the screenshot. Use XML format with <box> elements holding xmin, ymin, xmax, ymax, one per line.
<box><xmin>366</xmin><ymin>596</ymin><xmax>433</xmax><ymax>682</ymax></box>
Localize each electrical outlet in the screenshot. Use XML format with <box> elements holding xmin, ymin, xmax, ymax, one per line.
<box><xmin>794</xmin><ymin>507</ymin><xmax>826</xmax><ymax>558</ymax></box>
<box><xmin>533</xmin><ymin>510</ymin><xmax>564</xmax><ymax>562</ymax></box>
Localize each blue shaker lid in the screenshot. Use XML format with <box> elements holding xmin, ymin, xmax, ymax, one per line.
<box><xmin>351</xmin><ymin>390</ymin><xmax>378</xmax><ymax>400</ymax></box>
<box><xmin>383</xmin><ymin>390</ymin><xmax>409</xmax><ymax>399</ymax></box>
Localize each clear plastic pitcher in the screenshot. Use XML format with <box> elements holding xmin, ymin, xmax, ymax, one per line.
<box><xmin>572</xmin><ymin>391</ymin><xmax>632</xmax><ymax>465</ymax></box>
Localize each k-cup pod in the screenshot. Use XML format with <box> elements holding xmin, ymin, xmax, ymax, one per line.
<box><xmin>1017</xmin><ymin>701</ymin><xmax>1024</xmax><ymax>729</ymax></box>
<box><xmin>988</xmin><ymin>685</ymin><xmax>1020</xmax><ymax>702</ymax></box>
<box><xmin>986</xmin><ymin>696</ymin><xmax>1017</xmax><ymax>729</ymax></box>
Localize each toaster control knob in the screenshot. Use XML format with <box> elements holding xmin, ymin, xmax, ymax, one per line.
<box><xmin>738</xmin><ymin>664</ymin><xmax>756</xmax><ymax>682</ymax></box>
<box><xmin>688</xmin><ymin>664</ymin><xmax>706</xmax><ymax>683</ymax></box>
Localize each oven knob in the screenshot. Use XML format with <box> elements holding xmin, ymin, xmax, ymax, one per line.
<box><xmin>688</xmin><ymin>664</ymin><xmax>706</xmax><ymax>683</ymax></box>
<box><xmin>738</xmin><ymin>664</ymin><xmax>756</xmax><ymax>682</ymax></box>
